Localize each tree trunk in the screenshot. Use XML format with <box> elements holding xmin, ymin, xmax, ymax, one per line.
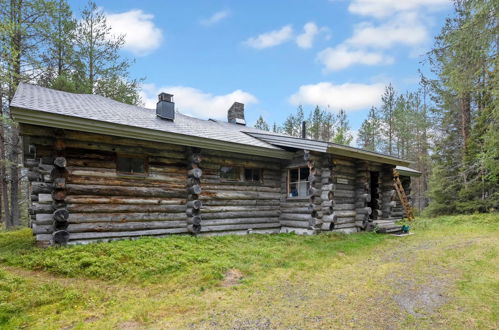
<box><xmin>461</xmin><ymin>92</ymin><xmax>471</xmax><ymax>153</ymax></box>
<box><xmin>9</xmin><ymin>125</ymin><xmax>21</xmax><ymax>226</ymax></box>
<box><xmin>0</xmin><ymin>95</ymin><xmax>10</xmax><ymax>226</ymax></box>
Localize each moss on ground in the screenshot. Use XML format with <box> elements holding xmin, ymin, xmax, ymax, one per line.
<box><xmin>0</xmin><ymin>213</ymin><xmax>497</xmax><ymax>329</ymax></box>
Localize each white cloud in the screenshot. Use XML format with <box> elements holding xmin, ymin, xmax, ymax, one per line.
<box><xmin>200</xmin><ymin>10</ymin><xmax>230</xmax><ymax>26</ymax></box>
<box><xmin>348</xmin><ymin>0</ymin><xmax>450</xmax><ymax>18</ymax></box>
<box><xmin>244</xmin><ymin>25</ymin><xmax>294</xmax><ymax>49</ymax></box>
<box><xmin>140</xmin><ymin>84</ymin><xmax>257</xmax><ymax>120</ymax></box>
<box><xmin>289</xmin><ymin>82</ymin><xmax>385</xmax><ymax>111</ymax></box>
<box><xmin>317</xmin><ymin>45</ymin><xmax>393</xmax><ymax>71</ymax></box>
<box><xmin>346</xmin><ymin>12</ymin><xmax>428</xmax><ymax>48</ymax></box>
<box><xmin>106</xmin><ymin>9</ymin><xmax>163</xmax><ymax>56</ymax></box>
<box><xmin>296</xmin><ymin>22</ymin><xmax>320</xmax><ymax>49</ymax></box>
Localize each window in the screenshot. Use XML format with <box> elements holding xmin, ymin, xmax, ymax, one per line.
<box><xmin>117</xmin><ymin>155</ymin><xmax>146</xmax><ymax>175</ymax></box>
<box><xmin>220</xmin><ymin>166</ymin><xmax>240</xmax><ymax>181</ymax></box>
<box><xmin>244</xmin><ymin>168</ymin><xmax>262</xmax><ymax>182</ymax></box>
<box><xmin>288</xmin><ymin>167</ymin><xmax>309</xmax><ymax>197</ymax></box>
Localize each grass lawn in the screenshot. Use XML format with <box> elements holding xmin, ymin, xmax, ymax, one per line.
<box><xmin>0</xmin><ymin>213</ymin><xmax>497</xmax><ymax>329</ymax></box>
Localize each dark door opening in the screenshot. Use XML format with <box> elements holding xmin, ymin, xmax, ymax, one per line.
<box><xmin>368</xmin><ymin>171</ymin><xmax>380</xmax><ymax>220</ymax></box>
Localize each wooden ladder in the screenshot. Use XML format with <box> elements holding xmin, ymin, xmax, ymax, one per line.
<box><xmin>393</xmin><ymin>169</ymin><xmax>415</xmax><ymax>221</ymax></box>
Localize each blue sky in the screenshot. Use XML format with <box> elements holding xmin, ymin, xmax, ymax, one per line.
<box><xmin>68</xmin><ymin>0</ymin><xmax>452</xmax><ymax>138</ymax></box>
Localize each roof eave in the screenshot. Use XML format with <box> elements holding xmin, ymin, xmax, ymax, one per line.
<box><xmin>11</xmin><ymin>107</ymin><xmax>293</xmax><ymax>160</ymax></box>
<box><xmin>396</xmin><ymin>169</ymin><xmax>422</xmax><ymax>177</ymax></box>
<box><xmin>326</xmin><ymin>145</ymin><xmax>411</xmax><ymax>166</ymax></box>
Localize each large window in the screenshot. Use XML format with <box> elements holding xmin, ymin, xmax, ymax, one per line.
<box><xmin>117</xmin><ymin>155</ymin><xmax>146</xmax><ymax>175</ymax></box>
<box><xmin>288</xmin><ymin>167</ymin><xmax>309</xmax><ymax>197</ymax></box>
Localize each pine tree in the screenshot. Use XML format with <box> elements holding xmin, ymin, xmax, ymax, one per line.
<box><xmin>380</xmin><ymin>83</ymin><xmax>396</xmax><ymax>155</ymax></box>
<box><xmin>307</xmin><ymin>106</ymin><xmax>323</xmax><ymax>140</ymax></box>
<box><xmin>74</xmin><ymin>0</ymin><xmax>141</xmax><ymax>104</ymax></box>
<box><xmin>357</xmin><ymin>106</ymin><xmax>380</xmax><ymax>152</ymax></box>
<box><xmin>0</xmin><ymin>0</ymin><xmax>56</xmax><ymax>227</ymax></box>
<box><xmin>426</xmin><ymin>0</ymin><xmax>498</xmax><ymax>215</ymax></box>
<box><xmin>332</xmin><ymin>109</ymin><xmax>353</xmax><ymax>145</ymax></box>
<box><xmin>254</xmin><ymin>115</ymin><xmax>270</xmax><ymax>131</ymax></box>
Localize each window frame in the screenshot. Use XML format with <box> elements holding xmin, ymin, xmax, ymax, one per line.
<box><xmin>116</xmin><ymin>153</ymin><xmax>148</xmax><ymax>176</ymax></box>
<box><xmin>287</xmin><ymin>166</ymin><xmax>310</xmax><ymax>198</ymax></box>
<box><xmin>220</xmin><ymin>166</ymin><xmax>241</xmax><ymax>181</ymax></box>
<box><xmin>244</xmin><ymin>167</ymin><xmax>263</xmax><ymax>183</ymax></box>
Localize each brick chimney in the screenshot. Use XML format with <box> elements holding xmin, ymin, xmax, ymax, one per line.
<box><xmin>227</xmin><ymin>102</ymin><xmax>246</xmax><ymax>125</ymax></box>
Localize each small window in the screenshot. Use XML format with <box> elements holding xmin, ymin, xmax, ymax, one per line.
<box><xmin>117</xmin><ymin>155</ymin><xmax>146</xmax><ymax>175</ymax></box>
<box><xmin>244</xmin><ymin>168</ymin><xmax>262</xmax><ymax>182</ymax></box>
<box><xmin>288</xmin><ymin>167</ymin><xmax>309</xmax><ymax>197</ymax></box>
<box><xmin>220</xmin><ymin>166</ymin><xmax>240</xmax><ymax>181</ymax></box>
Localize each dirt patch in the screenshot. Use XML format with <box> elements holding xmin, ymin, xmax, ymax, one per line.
<box><xmin>118</xmin><ymin>321</ymin><xmax>142</xmax><ymax>329</ymax></box>
<box><xmin>393</xmin><ymin>277</ymin><xmax>450</xmax><ymax>317</ymax></box>
<box><xmin>221</xmin><ymin>268</ymin><xmax>244</xmax><ymax>287</ymax></box>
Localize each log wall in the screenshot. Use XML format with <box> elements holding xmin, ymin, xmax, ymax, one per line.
<box><xmin>21</xmin><ymin>123</ymin><xmax>408</xmax><ymax>246</ymax></box>
<box><xmin>199</xmin><ymin>149</ymin><xmax>282</xmax><ymax>235</ymax></box>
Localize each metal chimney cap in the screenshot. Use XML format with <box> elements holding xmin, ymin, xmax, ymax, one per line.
<box><xmin>158</xmin><ymin>92</ymin><xmax>173</xmax><ymax>102</ymax></box>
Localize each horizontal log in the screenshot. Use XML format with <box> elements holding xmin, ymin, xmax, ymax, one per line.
<box><xmin>202</xmin><ymin>190</ymin><xmax>280</xmax><ymax>200</ymax></box>
<box><xmin>32</xmin><ymin>182</ymin><xmax>52</xmax><ymax>194</ymax></box>
<box><xmin>322</xmin><ymin>214</ymin><xmax>337</xmax><ymax>223</ymax></box>
<box><xmin>333</xmin><ymin>228</ymin><xmax>358</xmax><ymax>234</ymax></box>
<box><xmin>38</xmin><ymin>194</ymin><xmax>53</xmax><ymax>204</ymax></box>
<box><xmin>202</xmin><ymin>218</ymin><xmax>279</xmax><ymax>226</ymax></box>
<box><xmin>36</xmin><ymin>212</ymin><xmax>188</xmax><ymax>225</ymax></box>
<box><xmin>279</xmin><ymin>220</ymin><xmax>310</xmax><ymax>228</ymax></box>
<box><xmin>200</xmin><ymin>222</ymin><xmax>280</xmax><ymax>232</ymax></box>
<box><xmin>31</xmin><ymin>203</ymin><xmax>53</xmax><ymax>214</ymax></box>
<box><xmin>66</xmin><ymin>184</ymin><xmax>185</xmax><ymax>198</ymax></box>
<box><xmin>333</xmin><ymin>210</ymin><xmax>356</xmax><ymax>218</ymax></box>
<box><xmin>202</xmin><ymin>185</ymin><xmax>280</xmax><ymax>193</ymax></box>
<box><xmin>333</xmin><ymin>203</ymin><xmax>355</xmax><ymax>211</ymax></box>
<box><xmin>334</xmin><ymin>190</ymin><xmax>355</xmax><ymax>198</ymax></box>
<box><xmin>201</xmin><ymin>210</ymin><xmax>279</xmax><ymax>220</ymax></box>
<box><xmin>332</xmin><ymin>158</ymin><xmax>355</xmax><ymax>166</ymax></box>
<box><xmin>202</xmin><ymin>200</ymin><xmax>280</xmax><ymax>206</ymax></box>
<box><xmin>68</xmin><ymin>228</ymin><xmax>189</xmax><ymax>241</ymax></box>
<box><xmin>67</xmin><ymin>204</ymin><xmax>186</xmax><ymax>213</ymax></box>
<box><xmin>280</xmin><ymin>213</ymin><xmax>312</xmax><ymax>221</ymax></box>
<box><xmin>356</xmin><ymin>207</ymin><xmax>372</xmax><ymax>215</ymax></box>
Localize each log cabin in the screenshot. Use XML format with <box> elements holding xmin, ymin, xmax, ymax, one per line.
<box><xmin>10</xmin><ymin>83</ymin><xmax>421</xmax><ymax>246</ymax></box>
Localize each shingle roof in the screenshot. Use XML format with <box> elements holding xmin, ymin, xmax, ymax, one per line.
<box><xmin>11</xmin><ymin>83</ymin><xmax>281</xmax><ymax>150</ymax></box>
<box><xmin>10</xmin><ymin>83</ymin><xmax>413</xmax><ymax>166</ymax></box>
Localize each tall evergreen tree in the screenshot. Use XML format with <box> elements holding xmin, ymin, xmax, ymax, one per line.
<box><xmin>357</xmin><ymin>106</ymin><xmax>381</xmax><ymax>152</ymax></box>
<box><xmin>254</xmin><ymin>115</ymin><xmax>270</xmax><ymax>131</ymax></box>
<box><xmin>380</xmin><ymin>83</ymin><xmax>396</xmax><ymax>155</ymax></box>
<box><xmin>74</xmin><ymin>0</ymin><xmax>141</xmax><ymax>104</ymax></box>
<box><xmin>332</xmin><ymin>109</ymin><xmax>353</xmax><ymax>145</ymax></box>
<box><xmin>0</xmin><ymin>0</ymin><xmax>56</xmax><ymax>227</ymax></box>
<box><xmin>426</xmin><ymin>0</ymin><xmax>498</xmax><ymax>215</ymax></box>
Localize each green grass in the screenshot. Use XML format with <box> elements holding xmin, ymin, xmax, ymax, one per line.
<box><xmin>0</xmin><ymin>213</ymin><xmax>497</xmax><ymax>329</ymax></box>
<box><xmin>0</xmin><ymin>228</ymin><xmax>386</xmax><ymax>285</ymax></box>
